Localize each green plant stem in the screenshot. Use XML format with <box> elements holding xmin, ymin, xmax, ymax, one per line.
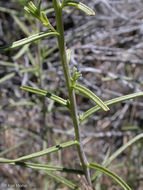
<box><xmin>52</xmin><ymin>0</ymin><xmax>92</xmax><ymax>187</ymax></box>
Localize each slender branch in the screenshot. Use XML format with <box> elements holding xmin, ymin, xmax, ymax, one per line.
<box><xmin>52</xmin><ymin>0</ymin><xmax>92</xmax><ymax>187</ymax></box>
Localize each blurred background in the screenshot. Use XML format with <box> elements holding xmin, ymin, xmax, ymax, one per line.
<box><xmin>0</xmin><ymin>0</ymin><xmax>143</xmax><ymax>189</ymax></box>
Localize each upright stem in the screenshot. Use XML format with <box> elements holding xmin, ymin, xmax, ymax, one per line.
<box><xmin>52</xmin><ymin>0</ymin><xmax>92</xmax><ymax>187</ymax></box>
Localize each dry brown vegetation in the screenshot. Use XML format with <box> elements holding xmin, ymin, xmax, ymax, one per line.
<box><xmin>0</xmin><ymin>0</ymin><xmax>143</xmax><ymax>189</ymax></box>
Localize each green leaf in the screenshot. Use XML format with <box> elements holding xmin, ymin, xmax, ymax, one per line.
<box><xmin>70</xmin><ymin>67</ymin><xmax>82</xmax><ymax>86</ymax></box>
<box><xmin>40</xmin><ymin>11</ymin><xmax>56</xmax><ymax>31</ymax></box>
<box><xmin>9</xmin><ymin>101</ymin><xmax>36</xmax><ymax>107</ymax></box>
<box><xmin>24</xmin><ymin>1</ymin><xmax>56</xmax><ymax>31</ymax></box>
<box><xmin>0</xmin><ymin>61</ymin><xmax>24</xmax><ymax>68</ymax></box>
<box><xmin>8</xmin><ymin>161</ymin><xmax>84</xmax><ymax>175</ymax></box>
<box><xmin>87</xmin><ymin>163</ymin><xmax>131</xmax><ymax>190</ymax></box>
<box><xmin>41</xmin><ymin>11</ymin><xmax>50</xmax><ymax>25</ymax></box>
<box><xmin>92</xmin><ymin>133</ymin><xmax>143</xmax><ymax>182</ymax></box>
<box><xmin>45</xmin><ymin>171</ymin><xmax>81</xmax><ymax>189</ymax></box>
<box><xmin>0</xmin><ymin>140</ymin><xmax>78</xmax><ymax>163</ymax></box>
<box><xmin>6</xmin><ymin>160</ymin><xmax>82</xmax><ymax>189</ymax></box>
<box><xmin>107</xmin><ymin>133</ymin><xmax>143</xmax><ymax>167</ymax></box>
<box><xmin>37</xmin><ymin>0</ymin><xmax>42</xmax><ymax>12</ymax></box>
<box><xmin>0</xmin><ymin>6</ymin><xmax>18</xmax><ymax>15</ymax></box>
<box><xmin>0</xmin><ymin>139</ymin><xmax>34</xmax><ymax>157</ymax></box>
<box><xmin>0</xmin><ymin>154</ymin><xmax>82</xmax><ymax>189</ymax></box>
<box><xmin>121</xmin><ymin>126</ymin><xmax>140</xmax><ymax>131</ymax></box>
<box><xmin>25</xmin><ymin>1</ymin><xmax>40</xmax><ymax>19</ymax></box>
<box><xmin>13</xmin><ymin>44</ymin><xmax>30</xmax><ymax>60</ymax></box>
<box><xmin>0</xmin><ymin>31</ymin><xmax>59</xmax><ymax>52</ymax></box>
<box><xmin>21</xmin><ymin>85</ymin><xmax>68</xmax><ymax>106</ymax></box>
<box><xmin>24</xmin><ymin>6</ymin><xmax>31</xmax><ymax>14</ymax></box>
<box><xmin>62</xmin><ymin>0</ymin><xmax>95</xmax><ymax>16</ymax></box>
<box><xmin>92</xmin><ymin>149</ymin><xmax>111</xmax><ymax>183</ymax></box>
<box><xmin>0</xmin><ymin>73</ymin><xmax>15</xmax><ymax>84</ymax></box>
<box><xmin>12</xmin><ymin>15</ymin><xmax>30</xmax><ymax>36</ymax></box>
<box><xmin>73</xmin><ymin>83</ymin><xmax>109</xmax><ymax>111</ymax></box>
<box><xmin>66</xmin><ymin>48</ymin><xmax>72</xmax><ymax>64</ymax></box>
<box><xmin>0</xmin><ymin>101</ymin><xmax>36</xmax><ymax>111</ymax></box>
<box><xmin>0</xmin><ymin>69</ymin><xmax>35</xmax><ymax>84</ymax></box>
<box><xmin>79</xmin><ymin>92</ymin><xmax>143</xmax><ymax>123</ymax></box>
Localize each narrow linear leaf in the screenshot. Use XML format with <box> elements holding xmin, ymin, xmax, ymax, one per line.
<box><xmin>66</xmin><ymin>49</ymin><xmax>72</xmax><ymax>64</ymax></box>
<box><xmin>0</xmin><ymin>140</ymin><xmax>78</xmax><ymax>163</ymax></box>
<box><xmin>21</xmin><ymin>85</ymin><xmax>68</xmax><ymax>106</ymax></box>
<box><xmin>79</xmin><ymin>92</ymin><xmax>143</xmax><ymax>123</ymax></box>
<box><xmin>0</xmin><ymin>7</ymin><xmax>18</xmax><ymax>15</ymax></box>
<box><xmin>107</xmin><ymin>133</ymin><xmax>143</xmax><ymax>166</ymax></box>
<box><xmin>45</xmin><ymin>171</ymin><xmax>81</xmax><ymax>190</ymax></box>
<box><xmin>92</xmin><ymin>133</ymin><xmax>143</xmax><ymax>182</ymax></box>
<box><xmin>0</xmin><ymin>157</ymin><xmax>81</xmax><ymax>188</ymax></box>
<box><xmin>19</xmin><ymin>68</ymin><xmax>36</xmax><ymax>74</ymax></box>
<box><xmin>0</xmin><ymin>139</ymin><xmax>34</xmax><ymax>157</ymax></box>
<box><xmin>121</xmin><ymin>126</ymin><xmax>140</xmax><ymax>131</ymax></box>
<box><xmin>0</xmin><ymin>101</ymin><xmax>36</xmax><ymax>110</ymax></box>
<box><xmin>0</xmin><ymin>68</ymin><xmax>36</xmax><ymax>84</ymax></box>
<box><xmin>73</xmin><ymin>83</ymin><xmax>109</xmax><ymax>111</ymax></box>
<box><xmin>0</xmin><ymin>61</ymin><xmax>24</xmax><ymax>68</ymax></box>
<box><xmin>0</xmin><ymin>73</ymin><xmax>15</xmax><ymax>84</ymax></box>
<box><xmin>63</xmin><ymin>0</ymin><xmax>95</xmax><ymax>16</ymax></box>
<box><xmin>0</xmin><ymin>31</ymin><xmax>59</xmax><ymax>52</ymax></box>
<box><xmin>87</xmin><ymin>163</ymin><xmax>131</xmax><ymax>190</ymax></box>
<box><xmin>9</xmin><ymin>161</ymin><xmax>84</xmax><ymax>175</ymax></box>
<box><xmin>9</xmin><ymin>101</ymin><xmax>36</xmax><ymax>107</ymax></box>
<box><xmin>44</xmin><ymin>8</ymin><xmax>54</xmax><ymax>14</ymax></box>
<box><xmin>12</xmin><ymin>15</ymin><xmax>30</xmax><ymax>36</ymax></box>
<box><xmin>6</xmin><ymin>159</ymin><xmax>81</xmax><ymax>189</ymax></box>
<box><xmin>13</xmin><ymin>44</ymin><xmax>30</xmax><ymax>60</ymax></box>
<box><xmin>91</xmin><ymin>148</ymin><xmax>111</xmax><ymax>185</ymax></box>
<box><xmin>27</xmin><ymin>51</ymin><xmax>36</xmax><ymax>67</ymax></box>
